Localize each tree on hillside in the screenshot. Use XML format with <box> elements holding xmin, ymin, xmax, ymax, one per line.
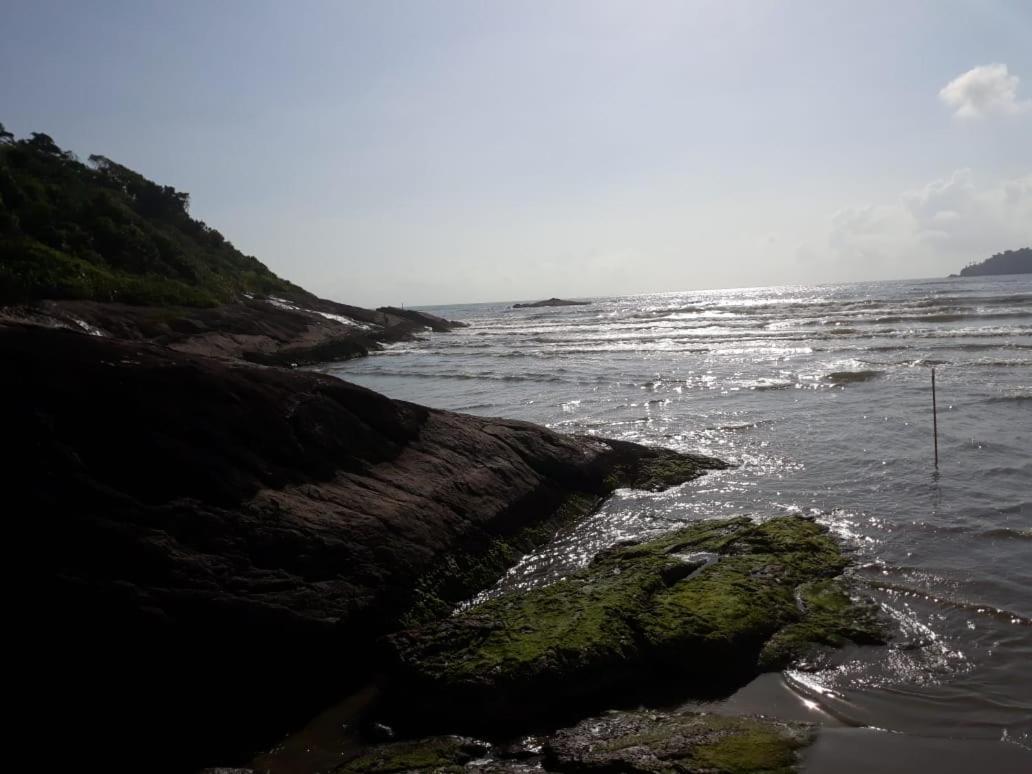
<box><xmin>0</xmin><ymin>126</ymin><xmax>299</xmax><ymax>306</ymax></box>
<box><xmin>26</xmin><ymin>133</ymin><xmax>64</xmax><ymax>156</ymax></box>
<box><xmin>89</xmin><ymin>154</ymin><xmax>191</xmax><ymax>217</ymax></box>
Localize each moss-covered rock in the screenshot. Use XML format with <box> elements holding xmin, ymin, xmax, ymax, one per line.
<box><xmin>397</xmin><ymin>446</ymin><xmax>727</xmax><ymax>628</ymax></box>
<box><xmin>758</xmin><ymin>579</ymin><xmax>884</xmax><ymax>669</ymax></box>
<box><xmin>605</xmin><ymin>452</ymin><xmax>724</xmax><ymax>492</ymax></box>
<box><xmin>397</xmin><ymin>493</ymin><xmax>605</xmax><ymax>628</ymax></box>
<box><xmin>544</xmin><ymin>710</ymin><xmax>814</xmax><ymax>773</ymax></box>
<box><xmin>337</xmin><ymin>736</ymin><xmax>488</xmax><ymax>773</ymax></box>
<box><xmin>388</xmin><ymin>516</ymin><xmax>883</xmax><ymax>728</ymax></box>
<box><xmin>334</xmin><ymin>711</ymin><xmax>813</xmax><ymax>773</ymax></box>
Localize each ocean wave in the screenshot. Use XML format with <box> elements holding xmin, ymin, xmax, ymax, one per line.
<box><xmin>978</xmin><ymin>527</ymin><xmax>1032</xmax><ymax>541</ymax></box>
<box><xmin>711</xmin><ymin>419</ymin><xmax>776</xmax><ymax>432</ymax></box>
<box><xmin>863</xmin><ymin>577</ymin><xmax>1032</xmax><ymax>627</ymax></box>
<box><xmin>983</xmin><ymin>393</ymin><xmax>1032</xmax><ymax>403</ymax></box>
<box><xmin>344</xmin><ymin>368</ymin><xmax>568</xmax><ymax>384</ymax></box>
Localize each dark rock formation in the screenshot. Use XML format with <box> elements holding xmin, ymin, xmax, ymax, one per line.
<box><xmin>0</xmin><ymin>294</ymin><xmax>463</xmax><ymax>366</ymax></box>
<box><xmin>6</xmin><ymin>322</ymin><xmax>724</xmax><ymax>772</ymax></box>
<box><xmin>386</xmin><ymin>516</ymin><xmax>884</xmax><ymax>734</ymax></box>
<box><xmin>337</xmin><ymin>735</ymin><xmax>490</xmax><ymax>772</ymax></box>
<box><xmin>512</xmin><ymin>298</ymin><xmax>591</xmax><ymax>309</ymax></box>
<box><xmin>329</xmin><ymin>711</ymin><xmax>813</xmax><ymax>773</ymax></box>
<box><xmin>377</xmin><ymin>306</ymin><xmax>468</xmax><ymax>332</ymax></box>
<box><xmin>544</xmin><ymin>710</ymin><xmax>814</xmax><ymax>773</ymax></box>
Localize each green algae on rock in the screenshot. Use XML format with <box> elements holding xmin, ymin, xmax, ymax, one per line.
<box><xmin>337</xmin><ymin>736</ymin><xmax>489</xmax><ymax>773</ymax></box>
<box><xmin>758</xmin><ymin>578</ymin><xmax>884</xmax><ymax>669</ymax></box>
<box><xmin>544</xmin><ymin>710</ymin><xmax>814</xmax><ymax>773</ymax></box>
<box><xmin>396</xmin><ymin>445</ymin><xmax>727</xmax><ymax>628</ymax></box>
<box><xmin>397</xmin><ymin>492</ymin><xmax>605</xmax><ymax>628</ymax></box>
<box><xmin>604</xmin><ymin>452</ymin><xmax>725</xmax><ymax>492</ymax></box>
<box><xmin>388</xmin><ymin>516</ymin><xmax>884</xmax><ymax>727</ymax></box>
<box><xmin>333</xmin><ymin>711</ymin><xmax>813</xmax><ymax>773</ymax></box>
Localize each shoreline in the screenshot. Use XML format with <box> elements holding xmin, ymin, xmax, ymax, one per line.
<box><xmin>8</xmin><ymin>320</ymin><xmax>732</xmax><ymax>772</ymax></box>
<box><xmin>10</xmin><ymin>282</ymin><xmax>1028</xmax><ymax>772</ymax></box>
<box><xmin>0</xmin><ymin>294</ymin><xmax>464</xmax><ymax>366</ymax></box>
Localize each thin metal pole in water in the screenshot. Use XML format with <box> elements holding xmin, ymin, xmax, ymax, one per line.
<box><xmin>932</xmin><ymin>367</ymin><xmax>939</xmax><ymax>467</ymax></box>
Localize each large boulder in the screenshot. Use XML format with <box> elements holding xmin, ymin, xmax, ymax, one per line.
<box><xmin>5</xmin><ymin>322</ymin><xmax>724</xmax><ymax>772</ymax></box>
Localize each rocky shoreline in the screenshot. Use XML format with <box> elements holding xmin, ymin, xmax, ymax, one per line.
<box><xmin>6</xmin><ymin>296</ymin><xmax>886</xmax><ymax>774</ymax></box>
<box><xmin>385</xmin><ymin>516</ymin><xmax>882</xmax><ymax>738</ymax></box>
<box><xmin>7</xmin><ymin>321</ymin><xmax>738</xmax><ymax>772</ymax></box>
<box><xmin>4</xmin><ymin>128</ymin><xmax>889</xmax><ymax>774</ymax></box>
<box><xmin>0</xmin><ymin>294</ymin><xmax>464</xmax><ymax>366</ymax></box>
<box><xmin>336</xmin><ymin>710</ymin><xmax>814</xmax><ymax>773</ymax></box>
<box><xmin>271</xmin><ymin>516</ymin><xmax>882</xmax><ymax>774</ymax></box>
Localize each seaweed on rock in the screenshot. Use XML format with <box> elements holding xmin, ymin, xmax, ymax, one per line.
<box><xmin>387</xmin><ymin>516</ymin><xmax>885</xmax><ymax>732</ymax></box>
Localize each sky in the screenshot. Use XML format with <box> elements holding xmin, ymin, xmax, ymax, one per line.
<box><xmin>2</xmin><ymin>0</ymin><xmax>1031</xmax><ymax>306</ymax></box>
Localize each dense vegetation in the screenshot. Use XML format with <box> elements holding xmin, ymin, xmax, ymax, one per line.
<box><xmin>957</xmin><ymin>247</ymin><xmax>1032</xmax><ymax>277</ymax></box>
<box><xmin>0</xmin><ymin>122</ymin><xmax>305</xmax><ymax>306</ymax></box>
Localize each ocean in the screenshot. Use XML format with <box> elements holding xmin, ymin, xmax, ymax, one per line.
<box><xmin>317</xmin><ymin>275</ymin><xmax>1031</xmax><ymax>770</ymax></box>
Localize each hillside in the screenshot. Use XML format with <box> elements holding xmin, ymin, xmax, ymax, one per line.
<box><xmin>0</xmin><ymin>123</ymin><xmax>463</xmax><ymax>361</ymax></box>
<box><xmin>953</xmin><ymin>247</ymin><xmax>1032</xmax><ymax>278</ymax></box>
<box><xmin>0</xmin><ymin>124</ymin><xmax>317</xmax><ymax>306</ymax></box>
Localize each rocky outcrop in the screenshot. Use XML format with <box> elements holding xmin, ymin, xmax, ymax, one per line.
<box><xmin>377</xmin><ymin>306</ymin><xmax>469</xmax><ymax>332</ymax></box>
<box><xmin>512</xmin><ymin>298</ymin><xmax>591</xmax><ymax>309</ymax></box>
<box><xmin>543</xmin><ymin>710</ymin><xmax>813</xmax><ymax>773</ymax></box>
<box><xmin>6</xmin><ymin>322</ymin><xmax>724</xmax><ymax>772</ymax></box>
<box><xmin>337</xmin><ymin>736</ymin><xmax>491</xmax><ymax>773</ymax></box>
<box><xmin>330</xmin><ymin>711</ymin><xmax>813</xmax><ymax>773</ymax></box>
<box><xmin>386</xmin><ymin>516</ymin><xmax>884</xmax><ymax>735</ymax></box>
<box><xmin>0</xmin><ymin>294</ymin><xmax>465</xmax><ymax>366</ymax></box>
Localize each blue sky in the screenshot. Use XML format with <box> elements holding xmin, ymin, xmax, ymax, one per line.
<box><xmin>3</xmin><ymin>0</ymin><xmax>1031</xmax><ymax>305</ymax></box>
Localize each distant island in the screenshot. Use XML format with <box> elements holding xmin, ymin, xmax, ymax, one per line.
<box><xmin>512</xmin><ymin>297</ymin><xmax>591</xmax><ymax>308</ymax></box>
<box><xmin>951</xmin><ymin>247</ymin><xmax>1031</xmax><ymax>277</ymax></box>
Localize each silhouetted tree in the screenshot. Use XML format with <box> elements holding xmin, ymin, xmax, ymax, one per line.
<box><xmin>26</xmin><ymin>132</ymin><xmax>64</xmax><ymax>156</ymax></box>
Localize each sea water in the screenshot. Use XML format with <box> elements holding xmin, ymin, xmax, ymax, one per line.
<box><xmin>319</xmin><ymin>275</ymin><xmax>1031</xmax><ymax>768</ymax></box>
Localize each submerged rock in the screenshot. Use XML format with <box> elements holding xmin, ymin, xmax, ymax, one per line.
<box><xmin>545</xmin><ymin>709</ymin><xmax>814</xmax><ymax>773</ymax></box>
<box><xmin>388</xmin><ymin>516</ymin><xmax>884</xmax><ymax>730</ymax></box>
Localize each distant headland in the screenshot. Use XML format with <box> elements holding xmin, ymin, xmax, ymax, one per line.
<box><xmin>950</xmin><ymin>247</ymin><xmax>1031</xmax><ymax>278</ymax></box>
<box><xmin>512</xmin><ymin>297</ymin><xmax>591</xmax><ymax>309</ymax></box>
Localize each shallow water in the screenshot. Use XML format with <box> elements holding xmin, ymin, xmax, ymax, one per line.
<box><xmin>317</xmin><ymin>276</ymin><xmax>1031</xmax><ymax>766</ymax></box>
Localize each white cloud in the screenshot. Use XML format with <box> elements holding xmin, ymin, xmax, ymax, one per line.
<box><xmin>939</xmin><ymin>63</ymin><xmax>1030</xmax><ymax>119</ymax></box>
<box><xmin>800</xmin><ymin>170</ymin><xmax>1032</xmax><ymax>278</ymax></box>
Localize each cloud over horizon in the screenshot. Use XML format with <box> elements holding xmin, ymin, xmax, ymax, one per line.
<box><xmin>801</xmin><ymin>169</ymin><xmax>1032</xmax><ymax>278</ymax></box>
<box><xmin>939</xmin><ymin>63</ymin><xmax>1030</xmax><ymax>119</ymax></box>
